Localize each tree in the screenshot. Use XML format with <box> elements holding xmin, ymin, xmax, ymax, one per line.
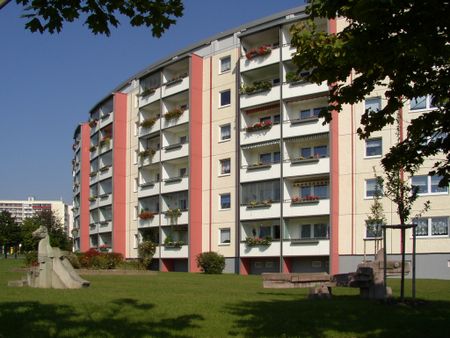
<box><xmin>1</xmin><ymin>0</ymin><xmax>184</xmax><ymax>37</ymax></box>
<box><xmin>366</xmin><ymin>167</ymin><xmax>386</xmax><ymax>240</ymax></box>
<box><xmin>0</xmin><ymin>211</ymin><xmax>22</xmax><ymax>258</ymax></box>
<box><xmin>290</xmin><ymin>0</ymin><xmax>450</xmax><ymax>185</ymax></box>
<box><xmin>21</xmin><ymin>210</ymin><xmax>71</xmax><ymax>252</ymax></box>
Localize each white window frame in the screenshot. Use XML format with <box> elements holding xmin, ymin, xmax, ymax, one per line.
<box><xmin>411</xmin><ymin>175</ymin><xmax>448</xmax><ymax>196</ymax></box>
<box><xmin>365</xmin><ymin>97</ymin><xmax>381</xmax><ymax>114</ymax></box>
<box><xmin>413</xmin><ymin>216</ymin><xmax>449</xmax><ymax>238</ymax></box>
<box><xmin>219</xmin><ymin>123</ymin><xmax>231</xmax><ymax>142</ymax></box>
<box><xmin>365</xmin><ymin>138</ymin><xmax>382</xmax><ymax>158</ymax></box>
<box><xmin>219</xmin><ymin>89</ymin><xmax>231</xmax><ymax>108</ymax></box>
<box><xmin>219</xmin><ymin>158</ymin><xmax>231</xmax><ymax>176</ymax></box>
<box><xmin>219</xmin><ymin>193</ymin><xmax>231</xmax><ymax>210</ymax></box>
<box><xmin>365</xmin><ymin>178</ymin><xmax>383</xmax><ymax>199</ymax></box>
<box><xmin>219</xmin><ymin>56</ymin><xmax>231</xmax><ymax>74</ymax></box>
<box><xmin>410</xmin><ymin>95</ymin><xmax>436</xmax><ymax>112</ymax></box>
<box><xmin>219</xmin><ymin>228</ymin><xmax>231</xmax><ymax>245</ymax></box>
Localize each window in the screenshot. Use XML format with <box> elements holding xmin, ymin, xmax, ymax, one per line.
<box><xmin>220</xmin><ymin>90</ymin><xmax>231</xmax><ymax>107</ymax></box>
<box><xmin>410</xmin><ymin>95</ymin><xmax>435</xmax><ymax>111</ymax></box>
<box><xmin>179</xmin><ymin>168</ymin><xmax>187</xmax><ymax>177</ymax></box>
<box><xmin>273</xmin><ymin>114</ymin><xmax>281</xmax><ymax>124</ymax></box>
<box><xmin>220</xmin><ymin>193</ymin><xmax>231</xmax><ymax>209</ymax></box>
<box><xmin>300</xmin><ymin>107</ymin><xmax>324</xmax><ymax>120</ymax></box>
<box><xmin>179</xmin><ymin>199</ymin><xmax>187</xmax><ymax>210</ymax></box>
<box><xmin>301</xmin><ymin>145</ymin><xmax>328</xmax><ymax>158</ymax></box>
<box><xmin>219</xmin><ymin>228</ymin><xmax>231</xmax><ymax>244</ymax></box>
<box><xmin>366</xmin><ymin>222</ymin><xmax>383</xmax><ymax>238</ymax></box>
<box><xmin>220</xmin><ymin>158</ymin><xmax>231</xmax><ymax>175</ymax></box>
<box><xmin>260</xmin><ymin>116</ymin><xmax>271</xmax><ymax>124</ymax></box>
<box><xmin>365</xmin><ymin>97</ymin><xmax>381</xmax><ymax>113</ymax></box>
<box><xmin>412</xmin><ymin>175</ymin><xmax>448</xmax><ymax>195</ymax></box>
<box><xmin>241</xmin><ymin>180</ymin><xmax>280</xmax><ymax>204</ymax></box>
<box><xmin>365</xmin><ymin>178</ymin><xmax>383</xmax><ymax>198</ymax></box>
<box><xmin>220</xmin><ymin>124</ymin><xmax>231</xmax><ymax>141</ymax></box>
<box><xmin>365</xmin><ymin>138</ymin><xmax>382</xmax><ymax>157</ymax></box>
<box><xmin>220</xmin><ymin>56</ymin><xmax>231</xmax><ymax>73</ymax></box>
<box><xmin>179</xmin><ymin>135</ymin><xmax>188</xmax><ymax>144</ymax></box>
<box><xmin>300</xmin><ymin>184</ymin><xmax>329</xmax><ymax>199</ymax></box>
<box><xmin>415</xmin><ymin>217</ymin><xmax>449</xmax><ymax>237</ymax></box>
<box><xmin>259</xmin><ymin>152</ymin><xmax>280</xmax><ymax>164</ymax></box>
<box><xmin>300</xmin><ymin>223</ymin><xmax>329</xmax><ymax>239</ymax></box>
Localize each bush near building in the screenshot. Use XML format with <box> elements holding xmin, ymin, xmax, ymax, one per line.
<box><xmin>196</xmin><ymin>251</ymin><xmax>225</xmax><ymax>274</ymax></box>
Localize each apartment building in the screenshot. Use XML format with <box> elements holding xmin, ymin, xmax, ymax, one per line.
<box><xmin>71</xmin><ymin>6</ymin><xmax>450</xmax><ymax>278</ymax></box>
<box><xmin>0</xmin><ymin>197</ymin><xmax>69</xmax><ymax>228</ymax></box>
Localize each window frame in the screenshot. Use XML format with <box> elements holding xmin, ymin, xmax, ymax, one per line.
<box><xmin>219</xmin><ymin>89</ymin><xmax>231</xmax><ymax>107</ymax></box>
<box><xmin>365</xmin><ymin>138</ymin><xmax>382</xmax><ymax>158</ymax></box>
<box><xmin>219</xmin><ymin>158</ymin><xmax>231</xmax><ymax>176</ymax></box>
<box><xmin>365</xmin><ymin>97</ymin><xmax>381</xmax><ymax>114</ymax></box>
<box><xmin>410</xmin><ymin>95</ymin><xmax>436</xmax><ymax>112</ymax></box>
<box><xmin>219</xmin><ymin>56</ymin><xmax>231</xmax><ymax>74</ymax></box>
<box><xmin>411</xmin><ymin>175</ymin><xmax>448</xmax><ymax>196</ymax></box>
<box><xmin>219</xmin><ymin>193</ymin><xmax>231</xmax><ymax>210</ymax></box>
<box><xmin>219</xmin><ymin>228</ymin><xmax>231</xmax><ymax>245</ymax></box>
<box><xmin>365</xmin><ymin>178</ymin><xmax>383</xmax><ymax>198</ymax></box>
<box><xmin>414</xmin><ymin>216</ymin><xmax>449</xmax><ymax>238</ymax></box>
<box><xmin>219</xmin><ymin>123</ymin><xmax>231</xmax><ymax>142</ymax></box>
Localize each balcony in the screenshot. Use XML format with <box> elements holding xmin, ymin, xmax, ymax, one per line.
<box><xmin>161</xmin><ymin>142</ymin><xmax>188</xmax><ymax>161</ymax></box>
<box><xmin>240</xmin><ymin>202</ymin><xmax>281</xmax><ymax>221</ymax></box>
<box><xmin>162</xmin><ymin>109</ymin><xmax>189</xmax><ymax>129</ymax></box>
<box><xmin>98</xmin><ymin>165</ymin><xmax>112</xmax><ymax>180</ymax></box>
<box><xmin>282</xmin><ymin>239</ymin><xmax>330</xmax><ymax>256</ymax></box>
<box><xmin>139</xmin><ymin>87</ymin><xmax>161</xmax><ymax>108</ymax></box>
<box><xmin>282</xmin><ymin>80</ymin><xmax>328</xmax><ymax>101</ymax></box>
<box><xmin>98</xmin><ymin>193</ymin><xmax>112</xmax><ymax>207</ymax></box>
<box><xmin>239</xmin><ymin>241</ymin><xmax>281</xmax><ymax>257</ymax></box>
<box><xmin>138</xmin><ymin>181</ymin><xmax>160</xmax><ymax>198</ymax></box>
<box><xmin>89</xmin><ymin>172</ymin><xmax>99</xmax><ymax>185</ymax></box>
<box><xmin>161</xmin><ymin>176</ymin><xmax>189</xmax><ymax>194</ymax></box>
<box><xmin>283</xmin><ymin>157</ymin><xmax>330</xmax><ymax>178</ymax></box>
<box><xmin>138</xmin><ymin>213</ymin><xmax>160</xmax><ymax>228</ymax></box>
<box><xmin>139</xmin><ymin>149</ymin><xmax>161</xmax><ymax>167</ymax></box>
<box><xmin>89</xmin><ymin>146</ymin><xmax>99</xmax><ymax>160</ymax></box>
<box><xmin>240</xmin><ymin>162</ymin><xmax>281</xmax><ymax>183</ymax></box>
<box><xmin>283</xmin><ymin>117</ymin><xmax>329</xmax><ymax>138</ymax></box>
<box><xmin>283</xmin><ymin>198</ymin><xmax>330</xmax><ymax>218</ymax></box>
<box><xmin>89</xmin><ymin>223</ymin><xmax>98</xmax><ymax>234</ymax></box>
<box><xmin>99</xmin><ymin>112</ymin><xmax>113</xmax><ymax>129</ymax></box>
<box><xmin>98</xmin><ymin>141</ymin><xmax>112</xmax><ymax>156</ymax></box>
<box><xmin>281</xmin><ymin>44</ymin><xmax>297</xmax><ymax>62</ymax></box>
<box><xmin>162</xmin><ymin>75</ymin><xmax>189</xmax><ymax>98</ymax></box>
<box><xmin>240</xmin><ymin>46</ymin><xmax>280</xmax><ymax>72</ymax></box>
<box><xmin>89</xmin><ymin>197</ymin><xmax>98</xmax><ymax>210</ymax></box>
<box><xmin>160</xmin><ymin>244</ymin><xmax>188</xmax><ymax>259</ymax></box>
<box><xmin>89</xmin><ymin>120</ymin><xmax>99</xmax><ymax>135</ymax></box>
<box><xmin>160</xmin><ymin>210</ymin><xmax>188</xmax><ymax>226</ymax></box>
<box><xmin>139</xmin><ymin>117</ymin><xmax>161</xmax><ymax>137</ymax></box>
<box><xmin>240</xmin><ymin>123</ymin><xmax>281</xmax><ymax>146</ymax></box>
<box><xmin>240</xmin><ymin>84</ymin><xmax>280</xmax><ymax>109</ymax></box>
<box><xmin>98</xmin><ymin>220</ymin><xmax>113</xmax><ymax>233</ymax></box>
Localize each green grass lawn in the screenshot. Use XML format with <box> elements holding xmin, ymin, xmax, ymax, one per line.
<box><xmin>1</xmin><ymin>258</ymin><xmax>449</xmax><ymax>338</ymax></box>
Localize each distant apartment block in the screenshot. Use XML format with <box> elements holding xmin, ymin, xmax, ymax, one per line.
<box><xmin>71</xmin><ymin>5</ymin><xmax>450</xmax><ymax>278</ymax></box>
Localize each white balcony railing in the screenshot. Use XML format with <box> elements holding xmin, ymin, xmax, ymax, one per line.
<box><xmin>139</xmin><ymin>150</ymin><xmax>161</xmax><ymax>167</ymax></box>
<box><xmin>283</xmin><ymin>157</ymin><xmax>330</xmax><ymax>178</ymax></box>
<box><xmin>138</xmin><ymin>215</ymin><xmax>160</xmax><ymax>228</ymax></box>
<box><xmin>98</xmin><ymin>220</ymin><xmax>113</xmax><ymax>233</ymax></box>
<box><xmin>240</xmin><ymin>203</ymin><xmax>281</xmax><ymax>221</ymax></box>
<box><xmin>99</xmin><ymin>112</ymin><xmax>114</xmax><ymax>129</ymax></box>
<box><xmin>162</xmin><ymin>76</ymin><xmax>189</xmax><ymax>98</ymax></box>
<box><xmin>160</xmin><ymin>244</ymin><xmax>188</xmax><ymax>258</ymax></box>
<box><xmin>139</xmin><ymin>118</ymin><xmax>161</xmax><ymax>137</ymax></box>
<box><xmin>240</xmin><ymin>123</ymin><xmax>281</xmax><ymax>146</ymax></box>
<box><xmin>98</xmin><ymin>194</ymin><xmax>112</xmax><ymax>207</ymax></box>
<box><xmin>160</xmin><ymin>210</ymin><xmax>188</xmax><ymax>226</ymax></box>
<box><xmin>282</xmin><ymin>81</ymin><xmax>328</xmax><ymax>101</ymax></box>
<box><xmin>240</xmin><ymin>86</ymin><xmax>280</xmax><ymax>109</ymax></box>
<box><xmin>282</xmin><ymin>199</ymin><xmax>330</xmax><ymax>218</ymax></box>
<box><xmin>239</xmin><ymin>241</ymin><xmax>281</xmax><ymax>257</ymax></box>
<box><xmin>161</xmin><ymin>142</ymin><xmax>189</xmax><ymax>162</ymax></box>
<box><xmin>283</xmin><ymin>117</ymin><xmax>329</xmax><ymax>138</ymax></box>
<box><xmin>138</xmin><ymin>181</ymin><xmax>160</xmax><ymax>198</ymax></box>
<box><xmin>282</xmin><ymin>239</ymin><xmax>330</xmax><ymax>256</ymax></box>
<box><xmin>138</xmin><ymin>87</ymin><xmax>161</xmax><ymax>108</ymax></box>
<box><xmin>161</xmin><ymin>176</ymin><xmax>189</xmax><ymax>194</ymax></box>
<box><xmin>162</xmin><ymin>109</ymin><xmax>189</xmax><ymax>129</ymax></box>
<box><xmin>240</xmin><ymin>163</ymin><xmax>281</xmax><ymax>183</ymax></box>
<box><xmin>98</xmin><ymin>166</ymin><xmax>113</xmax><ymax>180</ymax></box>
<box><xmin>281</xmin><ymin>44</ymin><xmax>297</xmax><ymax>61</ymax></box>
<box><xmin>240</xmin><ymin>47</ymin><xmax>281</xmax><ymax>72</ymax></box>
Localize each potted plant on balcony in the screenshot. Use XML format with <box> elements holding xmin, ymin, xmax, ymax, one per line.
<box><xmin>99</xmin><ymin>136</ymin><xmax>111</xmax><ymax>148</ymax></box>
<box><xmin>140</xmin><ymin>117</ymin><xmax>157</xmax><ymax>128</ymax></box>
<box><xmin>89</xmin><ymin>145</ymin><xmax>97</xmax><ymax>152</ymax></box>
<box><xmin>245</xmin><ymin>120</ymin><xmax>272</xmax><ymax>132</ymax></box>
<box><xmin>165</xmin><ymin>208</ymin><xmax>182</xmax><ymax>224</ymax></box>
<box><xmin>89</xmin><ymin>171</ymin><xmax>97</xmax><ymax>177</ymax></box>
<box><xmin>165</xmin><ymin>72</ymin><xmax>187</xmax><ymax>86</ymax></box>
<box><xmin>88</xmin><ymin>119</ymin><xmax>97</xmax><ymax>128</ymax></box>
<box><xmin>139</xmin><ymin>148</ymin><xmax>156</xmax><ymax>158</ymax></box>
<box><xmin>245</xmin><ymin>45</ymin><xmax>272</xmax><ymax>60</ymax></box>
<box><xmin>138</xmin><ymin>210</ymin><xmax>155</xmax><ymax>220</ymax></box>
<box><xmin>164</xmin><ymin>235</ymin><xmax>184</xmax><ymax>248</ymax></box>
<box><xmin>89</xmin><ymin>196</ymin><xmax>97</xmax><ymax>202</ymax></box>
<box><xmin>164</xmin><ymin>107</ymin><xmax>185</xmax><ymax>120</ymax></box>
<box><xmin>240</xmin><ymin>80</ymin><xmax>272</xmax><ymax>95</ymax></box>
<box><xmin>245</xmin><ymin>236</ymin><xmax>272</xmax><ymax>246</ymax></box>
<box><xmin>139</xmin><ymin>86</ymin><xmax>157</xmax><ymax>97</ymax></box>
<box><xmin>297</xmin><ymin>195</ymin><xmax>320</xmax><ymax>204</ymax></box>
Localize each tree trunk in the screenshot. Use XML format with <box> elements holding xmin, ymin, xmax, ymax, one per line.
<box><xmin>400</xmin><ymin>226</ymin><xmax>406</xmax><ymax>301</ymax></box>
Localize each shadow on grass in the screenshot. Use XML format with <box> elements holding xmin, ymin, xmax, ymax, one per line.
<box><xmin>226</xmin><ymin>295</ymin><xmax>450</xmax><ymax>337</ymax></box>
<box><xmin>0</xmin><ymin>298</ymin><xmax>203</xmax><ymax>338</ymax></box>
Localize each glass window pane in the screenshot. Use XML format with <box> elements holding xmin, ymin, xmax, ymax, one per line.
<box><xmin>313</xmin><ymin>107</ymin><xmax>324</xmax><ymax>117</ymax></box>
<box><xmin>366</xmin><ymin>179</ymin><xmax>376</xmax><ymax>197</ymax></box>
<box><xmin>273</xmin><ymin>114</ymin><xmax>281</xmax><ymax>124</ymax></box>
<box><xmin>314</xmin><ymin>224</ymin><xmax>328</xmax><ymax>238</ymax></box>
<box><xmin>259</xmin><ymin>153</ymin><xmax>271</xmax><ymax>164</ymax></box>
<box><xmin>220</xmin><ymin>228</ymin><xmax>231</xmax><ymax>243</ymax></box>
<box><xmin>220</xmin><ymin>194</ymin><xmax>231</xmax><ymax>209</ymax></box>
<box><xmin>314</xmin><ymin>185</ymin><xmax>329</xmax><ymax>198</ymax></box>
<box><xmin>301</xmin><ymin>186</ymin><xmax>312</xmax><ymax>197</ymax></box>
<box><xmin>301</xmin><ymin>147</ymin><xmax>312</xmax><ymax>158</ymax></box>
<box><xmin>431</xmin><ymin>176</ymin><xmax>448</xmax><ymax>193</ymax></box>
<box><xmin>220</xmin><ymin>124</ymin><xmax>231</xmax><ymax>140</ymax></box>
<box><xmin>300</xmin><ymin>109</ymin><xmax>311</xmax><ymax>120</ymax></box>
<box><xmin>365</xmin><ymin>98</ymin><xmax>381</xmax><ymax>113</ymax></box>
<box><xmin>259</xmin><ymin>226</ymin><xmax>271</xmax><ymax>238</ymax></box>
<box><xmin>410</xmin><ymin>96</ymin><xmax>426</xmax><ymax>110</ymax></box>
<box><xmin>301</xmin><ymin>224</ymin><xmax>311</xmax><ymax>238</ymax></box>
<box><xmin>273</xmin><ymin>152</ymin><xmax>281</xmax><ymax>163</ymax></box>
<box><xmin>415</xmin><ymin>218</ymin><xmax>428</xmax><ymax>236</ymax></box>
<box><xmin>220</xmin><ymin>56</ymin><xmax>231</xmax><ymax>73</ymax></box>
<box><xmin>273</xmin><ymin>225</ymin><xmax>280</xmax><ymax>239</ymax></box>
<box><xmin>366</xmin><ymin>138</ymin><xmax>382</xmax><ymax>156</ymax></box>
<box><xmin>431</xmin><ymin>217</ymin><xmax>448</xmax><ymax>236</ymax></box>
<box><xmin>412</xmin><ymin>175</ymin><xmax>428</xmax><ymax>194</ymax></box>
<box><xmin>314</xmin><ymin>145</ymin><xmax>328</xmax><ymax>157</ymax></box>
<box><xmin>220</xmin><ymin>90</ymin><xmax>231</xmax><ymax>106</ymax></box>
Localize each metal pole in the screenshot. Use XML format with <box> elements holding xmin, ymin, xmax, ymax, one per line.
<box><xmin>383</xmin><ymin>226</ymin><xmax>387</xmax><ymax>293</ymax></box>
<box><xmin>412</xmin><ymin>224</ymin><xmax>416</xmax><ymax>301</ymax></box>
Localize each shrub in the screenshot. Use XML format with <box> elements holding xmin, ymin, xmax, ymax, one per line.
<box><xmin>24</xmin><ymin>251</ymin><xmax>38</xmax><ymax>267</ymax></box>
<box><xmin>77</xmin><ymin>249</ymin><xmax>124</xmax><ymax>269</ymax></box>
<box><xmin>196</xmin><ymin>251</ymin><xmax>225</xmax><ymax>274</ymax></box>
<box><xmin>138</xmin><ymin>241</ymin><xmax>156</xmax><ymax>270</ymax></box>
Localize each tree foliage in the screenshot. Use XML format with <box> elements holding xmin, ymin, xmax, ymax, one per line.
<box><xmin>290</xmin><ymin>0</ymin><xmax>450</xmax><ymax>185</ymax></box>
<box><xmin>0</xmin><ymin>211</ymin><xmax>22</xmax><ymax>258</ymax></box>
<box><xmin>5</xmin><ymin>0</ymin><xmax>184</xmax><ymax>37</ymax></box>
<box><xmin>196</xmin><ymin>251</ymin><xmax>225</xmax><ymax>274</ymax></box>
<box><xmin>21</xmin><ymin>209</ymin><xmax>71</xmax><ymax>252</ymax></box>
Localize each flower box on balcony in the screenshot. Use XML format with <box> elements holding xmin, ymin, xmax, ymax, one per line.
<box><xmin>139</xmin><ymin>87</ymin><xmax>157</xmax><ymax>97</ymax></box>
<box><xmin>240</xmin><ymin>80</ymin><xmax>272</xmax><ymax>95</ymax></box>
<box><xmin>99</xmin><ymin>220</ymin><xmax>109</xmax><ymax>225</ymax></box>
<box><xmin>290</xmin><ymin>238</ymin><xmax>321</xmax><ymax>245</ymax></box>
<box><xmin>245</xmin><ymin>120</ymin><xmax>272</xmax><ymax>132</ymax></box>
<box><xmin>245</xmin><ymin>45</ymin><xmax>272</xmax><ymax>60</ymax></box>
<box><xmin>291</xmin><ymin>196</ymin><xmax>320</xmax><ymax>204</ymax></box>
<box><xmin>164</xmin><ymin>107</ymin><xmax>185</xmax><ymax>120</ymax></box>
<box><xmin>138</xmin><ymin>211</ymin><xmax>156</xmax><ymax>220</ymax></box>
<box><xmin>164</xmin><ymin>143</ymin><xmax>183</xmax><ymax>151</ymax></box>
<box><xmin>99</xmin><ymin>165</ymin><xmax>111</xmax><ymax>172</ymax></box>
<box><xmin>89</xmin><ymin>145</ymin><xmax>97</xmax><ymax>152</ymax></box>
<box><xmin>88</xmin><ymin>119</ymin><xmax>97</xmax><ymax>128</ymax></box>
<box><xmin>89</xmin><ymin>196</ymin><xmax>97</xmax><ymax>202</ymax></box>
<box><xmin>245</xmin><ymin>236</ymin><xmax>272</xmax><ymax>246</ymax></box>
<box><xmin>139</xmin><ymin>148</ymin><xmax>156</xmax><ymax>158</ymax></box>
<box><xmin>140</xmin><ymin>181</ymin><xmax>155</xmax><ymax>188</ymax></box>
<box><xmin>99</xmin><ymin>193</ymin><xmax>109</xmax><ymax>199</ymax></box>
<box><xmin>290</xmin><ymin>155</ymin><xmax>320</xmax><ymax>164</ymax></box>
<box><xmin>290</xmin><ymin>116</ymin><xmax>320</xmax><ymax>125</ymax></box>
<box><xmin>99</xmin><ymin>137</ymin><xmax>111</xmax><ymax>148</ymax></box>
<box><xmin>246</xmin><ymin>200</ymin><xmax>272</xmax><ymax>208</ymax></box>
<box><xmin>140</xmin><ymin>117</ymin><xmax>157</xmax><ymax>129</ymax></box>
<box><xmin>89</xmin><ymin>171</ymin><xmax>97</xmax><ymax>177</ymax></box>
<box><xmin>165</xmin><ymin>73</ymin><xmax>187</xmax><ymax>87</ymax></box>
<box><xmin>164</xmin><ymin>176</ymin><xmax>183</xmax><ymax>184</ymax></box>
<box><xmin>163</xmin><ymin>240</ymin><xmax>184</xmax><ymax>248</ymax></box>
<box><xmin>247</xmin><ymin>163</ymin><xmax>272</xmax><ymax>170</ymax></box>
<box><xmin>165</xmin><ymin>208</ymin><xmax>182</xmax><ymax>219</ymax></box>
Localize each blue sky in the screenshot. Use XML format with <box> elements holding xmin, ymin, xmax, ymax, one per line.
<box><xmin>0</xmin><ymin>0</ymin><xmax>303</xmax><ymax>203</ymax></box>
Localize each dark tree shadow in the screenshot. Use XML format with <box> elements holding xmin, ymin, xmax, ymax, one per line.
<box><xmin>225</xmin><ymin>295</ymin><xmax>450</xmax><ymax>338</ymax></box>
<box><xmin>0</xmin><ymin>299</ymin><xmax>204</xmax><ymax>338</ymax></box>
